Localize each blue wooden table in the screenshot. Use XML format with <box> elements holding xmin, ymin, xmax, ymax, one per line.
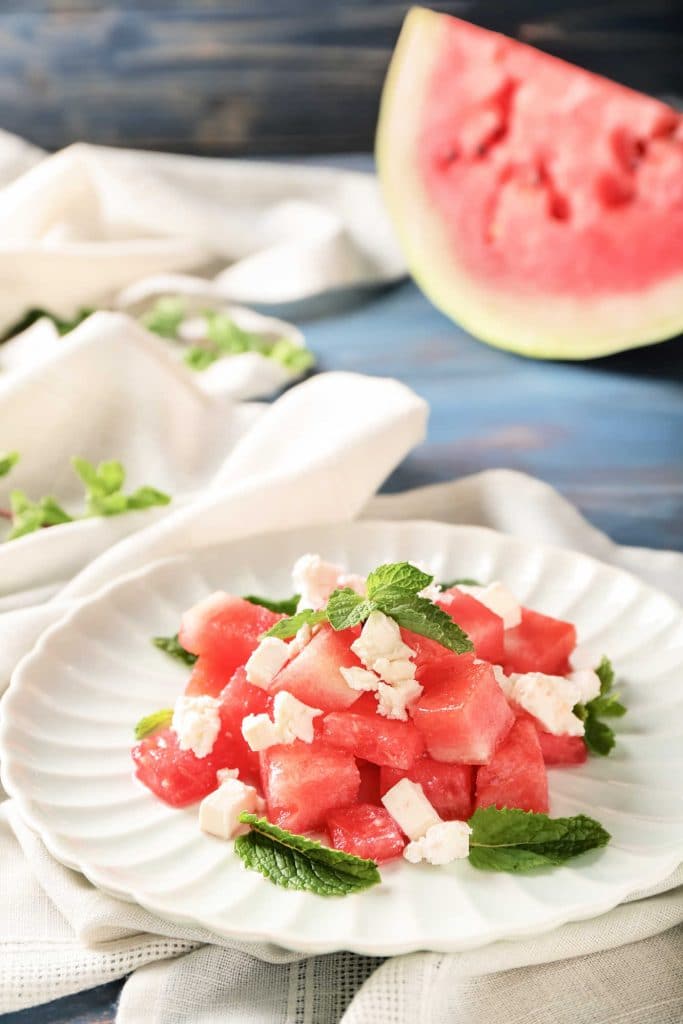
<box><xmin>3</xmin><ymin>220</ymin><xmax>682</xmax><ymax>1024</ymax></box>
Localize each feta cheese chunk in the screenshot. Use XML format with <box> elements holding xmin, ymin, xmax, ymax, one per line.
<box><xmin>172</xmin><ymin>695</ymin><xmax>221</xmax><ymax>758</ymax></box>
<box><xmin>293</xmin><ymin>553</ymin><xmax>344</xmax><ymax>610</ymax></box>
<box><xmin>245</xmin><ymin>636</ymin><xmax>290</xmax><ymax>690</ymax></box>
<box><xmin>491</xmin><ymin>663</ymin><xmax>514</xmax><ymax>699</ymax></box>
<box><xmin>570</xmin><ymin>646</ymin><xmax>598</xmax><ymax>671</ymax></box>
<box><xmin>373</xmin><ymin>657</ymin><xmax>416</xmax><ymax>684</ymax></box>
<box><xmin>381</xmin><ymin>778</ymin><xmax>441</xmax><ymax>840</ymax></box>
<box><xmin>509</xmin><ymin>672</ymin><xmax>584</xmax><ymax>736</ymax></box>
<box><xmin>569</xmin><ymin>669</ymin><xmax>601</xmax><ymax>705</ymax></box>
<box><xmin>339</xmin><ymin>666</ymin><xmax>381</xmax><ymax>692</ymax></box>
<box><xmin>272</xmin><ymin>691</ymin><xmax>322</xmax><ymax>744</ymax></box>
<box><xmin>403</xmin><ymin>820</ymin><xmax>472</xmax><ymax>865</ymax></box>
<box><xmin>376</xmin><ymin>678</ymin><xmax>424</xmax><ymax>721</ymax></box>
<box><xmin>288</xmin><ymin>623</ymin><xmax>313</xmax><ymax>658</ymax></box>
<box><xmin>242</xmin><ymin>691</ymin><xmax>322</xmax><ymax>751</ymax></box>
<box><xmin>458</xmin><ymin>581</ymin><xmax>522</xmax><ymax>629</ymax></box>
<box><xmin>351</xmin><ymin>610</ymin><xmax>415</xmax><ymax>671</ymax></box>
<box><xmin>198</xmin><ymin>776</ymin><xmax>261</xmax><ymax>840</ymax></box>
<box><xmin>241</xmin><ymin>713</ymin><xmax>283</xmax><ymax>752</ymax></box>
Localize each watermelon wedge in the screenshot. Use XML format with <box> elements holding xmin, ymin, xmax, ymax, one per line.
<box><xmin>376</xmin><ymin>8</ymin><xmax>683</xmax><ymax>359</ymax></box>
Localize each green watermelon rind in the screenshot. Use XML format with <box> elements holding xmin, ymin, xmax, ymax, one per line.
<box><xmin>376</xmin><ymin>7</ymin><xmax>683</xmax><ymax>360</ymax></box>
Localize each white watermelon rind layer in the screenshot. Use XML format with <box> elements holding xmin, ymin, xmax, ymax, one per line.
<box><xmin>376</xmin><ymin>7</ymin><xmax>683</xmax><ymax>360</ymax></box>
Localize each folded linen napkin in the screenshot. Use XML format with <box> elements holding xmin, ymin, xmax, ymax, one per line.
<box><xmin>0</xmin><ymin>470</ymin><xmax>681</xmax><ymax>1020</ymax></box>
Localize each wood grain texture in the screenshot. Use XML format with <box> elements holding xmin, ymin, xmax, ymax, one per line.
<box><xmin>0</xmin><ymin>1</ymin><xmax>681</xmax><ymax>155</ymax></box>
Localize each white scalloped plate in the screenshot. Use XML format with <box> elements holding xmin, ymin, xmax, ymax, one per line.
<box><xmin>2</xmin><ymin>521</ymin><xmax>683</xmax><ymax>955</ymax></box>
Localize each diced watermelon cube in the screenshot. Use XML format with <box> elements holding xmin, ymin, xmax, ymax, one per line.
<box><xmin>475</xmin><ymin>717</ymin><xmax>549</xmax><ymax>813</ymax></box>
<box><xmin>412</xmin><ymin>654</ymin><xmax>514</xmax><ymax>764</ymax></box>
<box><xmin>514</xmin><ymin>707</ymin><xmax>588</xmax><ymax>766</ymax></box>
<box><xmin>503</xmin><ymin>608</ymin><xmax>576</xmax><ymax>676</ymax></box>
<box><xmin>185</xmin><ymin>654</ymin><xmax>233</xmax><ymax>697</ymax></box>
<box><xmin>260</xmin><ymin>739</ymin><xmax>360</xmax><ymax>833</ymax></box>
<box><xmin>132</xmin><ymin>718</ymin><xmax>250</xmax><ymax>808</ymax></box>
<box><xmin>380</xmin><ymin>757</ymin><xmax>473</xmax><ymax>821</ymax></box>
<box><xmin>322</xmin><ymin>705</ymin><xmax>425</xmax><ymax>770</ymax></box>
<box><xmin>178</xmin><ymin>593</ymin><xmax>282</xmax><ymax>673</ymax></box>
<box><xmin>326</xmin><ymin>804</ymin><xmax>405</xmax><ymax>862</ymax></box>
<box><xmin>400</xmin><ymin>628</ymin><xmax>450</xmax><ymax>669</ymax></box>
<box><xmin>357</xmin><ymin>759</ymin><xmax>382</xmax><ymax>805</ymax></box>
<box><xmin>438</xmin><ymin>589</ymin><xmax>504</xmax><ymax>664</ymax></box>
<box><xmin>270</xmin><ymin>624</ymin><xmax>363</xmax><ymax>712</ymax></box>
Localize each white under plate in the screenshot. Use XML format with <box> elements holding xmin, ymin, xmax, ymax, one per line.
<box><xmin>2</xmin><ymin>521</ymin><xmax>683</xmax><ymax>955</ymax></box>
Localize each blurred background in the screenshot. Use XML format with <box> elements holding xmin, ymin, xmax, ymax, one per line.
<box><xmin>1</xmin><ymin>0</ymin><xmax>681</xmax><ymax>157</ymax></box>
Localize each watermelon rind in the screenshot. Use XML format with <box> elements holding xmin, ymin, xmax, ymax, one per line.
<box><xmin>376</xmin><ymin>7</ymin><xmax>683</xmax><ymax>360</ymax></box>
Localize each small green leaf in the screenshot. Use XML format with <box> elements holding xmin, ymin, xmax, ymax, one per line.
<box><xmin>134</xmin><ymin>708</ymin><xmax>174</xmax><ymax>740</ymax></box>
<box><xmin>583</xmin><ymin>716</ymin><xmax>616</xmax><ymax>756</ymax></box>
<box><xmin>595</xmin><ymin>655</ymin><xmax>615</xmax><ymax>696</ymax></box>
<box><xmin>152</xmin><ymin>634</ymin><xmax>198</xmax><ymax>666</ymax></box>
<box><xmin>574</xmin><ymin>656</ymin><xmax>624</xmax><ymax>757</ymax></box>
<box><xmin>377</xmin><ymin>592</ymin><xmax>473</xmax><ymax>655</ymax></box>
<box><xmin>7</xmin><ymin>490</ymin><xmax>73</xmax><ymax>540</ymax></box>
<box><xmin>366</xmin><ymin>562</ymin><xmax>433</xmax><ymax>601</ymax></box>
<box><xmin>264</xmin><ymin>608</ymin><xmax>327</xmax><ymax>640</ymax></box>
<box><xmin>125</xmin><ymin>486</ymin><xmax>171</xmax><ymax>511</ymax></box>
<box><xmin>326</xmin><ymin>588</ymin><xmax>375</xmax><ymax>631</ymax></box>
<box><xmin>439</xmin><ymin>577</ymin><xmax>483</xmax><ymax>589</ymax></box>
<box><xmin>244</xmin><ymin>594</ymin><xmax>301</xmax><ymax>615</ymax></box>
<box><xmin>235</xmin><ymin>814</ymin><xmax>380</xmax><ymax>896</ymax></box>
<box><xmin>72</xmin><ymin>457</ymin><xmax>171</xmax><ymax>518</ymax></box>
<box><xmin>0</xmin><ymin>451</ymin><xmax>19</xmax><ymax>477</ymax></box>
<box><xmin>184</xmin><ymin>345</ymin><xmax>219</xmax><ymax>371</ymax></box>
<box><xmin>468</xmin><ymin>807</ymin><xmax>610</xmax><ymax>872</ymax></box>
<box><xmin>141</xmin><ymin>297</ymin><xmax>185</xmax><ymax>339</ymax></box>
<box><xmin>269</xmin><ymin>338</ymin><xmax>315</xmax><ymax>374</ymax></box>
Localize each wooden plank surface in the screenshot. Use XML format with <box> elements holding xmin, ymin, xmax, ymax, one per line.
<box><xmin>0</xmin><ymin>1</ymin><xmax>681</xmax><ymax>155</ymax></box>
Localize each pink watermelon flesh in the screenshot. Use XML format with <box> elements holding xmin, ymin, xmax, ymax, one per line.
<box><xmin>475</xmin><ymin>717</ymin><xmax>549</xmax><ymax>813</ymax></box>
<box><xmin>260</xmin><ymin>739</ymin><xmax>361</xmax><ymax>833</ymax></box>
<box><xmin>503</xmin><ymin>608</ymin><xmax>576</xmax><ymax>676</ymax></box>
<box><xmin>270</xmin><ymin>623</ymin><xmax>362</xmax><ymax>712</ymax></box>
<box><xmin>185</xmin><ymin>654</ymin><xmax>233</xmax><ymax>697</ymax></box>
<box><xmin>357</xmin><ymin>759</ymin><xmax>382</xmax><ymax>805</ymax></box>
<box><xmin>380</xmin><ymin>757</ymin><xmax>473</xmax><ymax>821</ymax></box>
<box><xmin>412</xmin><ymin>653</ymin><xmax>514</xmax><ymax>763</ymax></box>
<box><xmin>326</xmin><ymin>804</ymin><xmax>405</xmax><ymax>862</ymax></box>
<box><xmin>178</xmin><ymin>594</ymin><xmax>282</xmax><ymax>676</ymax></box>
<box><xmin>322</xmin><ymin>702</ymin><xmax>425</xmax><ymax>770</ymax></box>
<box><xmin>438</xmin><ymin>588</ymin><xmax>504</xmax><ymax>664</ymax></box>
<box><xmin>538</xmin><ymin>730</ymin><xmax>588</xmax><ymax>766</ymax></box>
<box><xmin>376</xmin><ymin>8</ymin><xmax>683</xmax><ymax>359</ymax></box>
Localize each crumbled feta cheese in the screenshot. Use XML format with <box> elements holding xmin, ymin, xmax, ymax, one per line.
<box><xmin>241</xmin><ymin>691</ymin><xmax>322</xmax><ymax>751</ymax></box>
<box><xmin>245</xmin><ymin>636</ymin><xmax>291</xmax><ymax>690</ymax></box>
<box><xmin>569</xmin><ymin>669</ymin><xmax>602</xmax><ymax>704</ymax></box>
<box><xmin>509</xmin><ymin>672</ymin><xmax>584</xmax><ymax>736</ymax></box>
<box><xmin>491</xmin><ymin>663</ymin><xmax>515</xmax><ymax>699</ymax></box>
<box><xmin>216</xmin><ymin>768</ymin><xmax>240</xmax><ymax>783</ymax></box>
<box><xmin>403</xmin><ymin>820</ymin><xmax>472</xmax><ymax>865</ymax></box>
<box><xmin>198</xmin><ymin>776</ymin><xmax>261</xmax><ymax>840</ymax></box>
<box><xmin>570</xmin><ymin>646</ymin><xmax>598</xmax><ymax>671</ymax></box>
<box><xmin>458</xmin><ymin>581</ymin><xmax>522</xmax><ymax>629</ymax></box>
<box><xmin>339</xmin><ymin>666</ymin><xmax>381</xmax><ymax>691</ymax></box>
<box><xmin>272</xmin><ymin>691</ymin><xmax>322</xmax><ymax>744</ymax></box>
<box><xmin>381</xmin><ymin>778</ymin><xmax>441</xmax><ymax>840</ymax></box>
<box><xmin>172</xmin><ymin>695</ymin><xmax>222</xmax><ymax>758</ymax></box>
<box><xmin>241</xmin><ymin>713</ymin><xmax>283</xmax><ymax>752</ymax></box>
<box><xmin>337</xmin><ymin>573</ymin><xmax>367</xmax><ymax>596</ymax></box>
<box><xmin>376</xmin><ymin>677</ymin><xmax>424</xmax><ymax>721</ymax></box>
<box><xmin>293</xmin><ymin>553</ymin><xmax>344</xmax><ymax>610</ymax></box>
<box><xmin>351</xmin><ymin>611</ymin><xmax>415</xmax><ymax>671</ymax></box>
<box><xmin>288</xmin><ymin>623</ymin><xmax>313</xmax><ymax>658</ymax></box>
<box><xmin>373</xmin><ymin>657</ymin><xmax>416</xmax><ymax>684</ymax></box>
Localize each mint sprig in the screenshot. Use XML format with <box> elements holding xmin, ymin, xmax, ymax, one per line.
<box><xmin>265</xmin><ymin>608</ymin><xmax>327</xmax><ymax>640</ymax></box>
<box><xmin>7</xmin><ymin>490</ymin><xmax>73</xmax><ymax>540</ymax></box>
<box><xmin>0</xmin><ymin>451</ymin><xmax>19</xmax><ymax>478</ymax></box>
<box><xmin>72</xmin><ymin>457</ymin><xmax>171</xmax><ymax>517</ymax></box>
<box><xmin>141</xmin><ymin>297</ymin><xmax>185</xmax><ymax>339</ymax></box>
<box><xmin>468</xmin><ymin>807</ymin><xmax>610</xmax><ymax>872</ymax></box>
<box><xmin>134</xmin><ymin>708</ymin><xmax>174</xmax><ymax>741</ymax></box>
<box><xmin>235</xmin><ymin>814</ymin><xmax>380</xmax><ymax>896</ymax></box>
<box><xmin>152</xmin><ymin>634</ymin><xmax>198</xmax><ymax>666</ymax></box>
<box><xmin>574</xmin><ymin>656</ymin><xmax>625</xmax><ymax>757</ymax></box>
<box><xmin>265</xmin><ymin>561</ymin><xmax>473</xmax><ymax>655</ymax></box>
<box><xmin>244</xmin><ymin>593</ymin><xmax>301</xmax><ymax>616</ymax></box>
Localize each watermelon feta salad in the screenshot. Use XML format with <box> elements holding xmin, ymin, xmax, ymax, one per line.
<box><xmin>133</xmin><ymin>557</ymin><xmax>617</xmax><ymax>893</ymax></box>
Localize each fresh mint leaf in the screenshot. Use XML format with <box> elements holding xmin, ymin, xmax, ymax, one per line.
<box><xmin>126</xmin><ymin>486</ymin><xmax>172</xmax><ymax>511</ymax></box>
<box><xmin>0</xmin><ymin>451</ymin><xmax>19</xmax><ymax>477</ymax></box>
<box><xmin>376</xmin><ymin>592</ymin><xmax>473</xmax><ymax>655</ymax></box>
<box><xmin>574</xmin><ymin>656</ymin><xmax>624</xmax><ymax>757</ymax></box>
<box><xmin>595</xmin><ymin>655</ymin><xmax>615</xmax><ymax>696</ymax></box>
<box><xmin>7</xmin><ymin>490</ymin><xmax>73</xmax><ymax>540</ymax></box>
<box><xmin>205</xmin><ymin>312</ymin><xmax>254</xmax><ymax>354</ymax></box>
<box><xmin>72</xmin><ymin>457</ymin><xmax>170</xmax><ymax>517</ymax></box>
<box><xmin>134</xmin><ymin>708</ymin><xmax>174</xmax><ymax>740</ymax></box>
<box><xmin>439</xmin><ymin>577</ymin><xmax>483</xmax><ymax>589</ymax></box>
<box><xmin>245</xmin><ymin>594</ymin><xmax>301</xmax><ymax>615</ymax></box>
<box><xmin>141</xmin><ymin>297</ymin><xmax>185</xmax><ymax>339</ymax></box>
<box><xmin>366</xmin><ymin>561</ymin><xmax>433</xmax><ymax>600</ymax></box>
<box><xmin>235</xmin><ymin>814</ymin><xmax>380</xmax><ymax>896</ymax></box>
<box><xmin>153</xmin><ymin>634</ymin><xmax>198</xmax><ymax>666</ymax></box>
<box><xmin>326</xmin><ymin>588</ymin><xmax>376</xmax><ymax>631</ymax></box>
<box><xmin>583</xmin><ymin>716</ymin><xmax>616</xmax><ymax>756</ymax></box>
<box><xmin>264</xmin><ymin>608</ymin><xmax>327</xmax><ymax>640</ymax></box>
<box><xmin>590</xmin><ymin>692</ymin><xmax>626</xmax><ymax>718</ymax></box>
<box><xmin>184</xmin><ymin>346</ymin><xmax>218</xmax><ymax>371</ymax></box>
<box><xmin>468</xmin><ymin>807</ymin><xmax>610</xmax><ymax>872</ymax></box>
<box><xmin>269</xmin><ymin>338</ymin><xmax>315</xmax><ymax>374</ymax></box>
